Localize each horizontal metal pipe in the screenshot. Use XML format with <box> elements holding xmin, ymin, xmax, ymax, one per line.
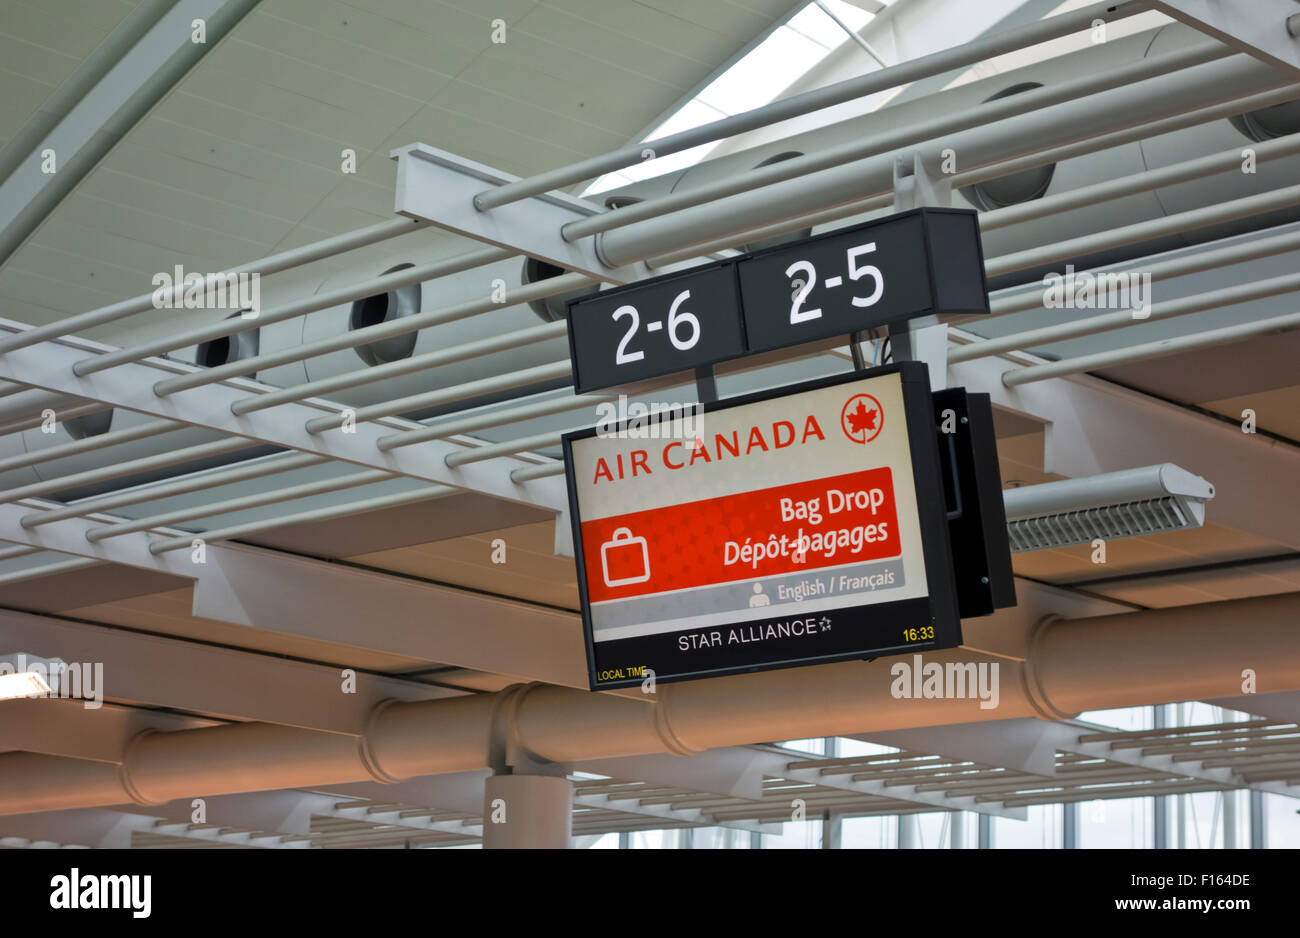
<box><xmin>395</xmin><ymin>392</ymin><xmax>613</xmax><ymax>445</ymax></box>
<box><xmin>152</xmin><ymin>271</ymin><xmax>588</xmax><ymax>397</ymax></box>
<box><xmin>85</xmin><ymin>467</ymin><xmax>394</xmax><ymax>541</ymax></box>
<box><xmin>510</xmin><ymin>461</ymin><xmax>566</xmax><ymax>483</ymax></box>
<box><xmin>443</xmin><ymin>430</ymin><xmax>566</xmax><ymax>468</ymax></box>
<box><xmin>73</xmin><ymin>246</ymin><xmax>512</xmax><ymax>378</ymax></box>
<box><xmin>0</xmin><ymin>437</ymin><xmax>255</xmax><ymax>503</ymax></box>
<box><xmin>981</xmin><ymin>130</ymin><xmax>1300</xmax><ymax>233</ymax></box>
<box><xmin>3</xmin><ymin>590</ymin><xmax>1296</xmax><ymax>814</ymax></box>
<box><xmin>988</xmin><ymin>225</ymin><xmax>1300</xmax><ymax>319</ymax></box>
<box><xmin>985</xmin><ymin>183</ymin><xmax>1300</xmax><ymax>278</ymax></box>
<box><xmin>19</xmin><ymin>451</ymin><xmax>329</xmax><ymax>528</ymax></box>
<box><xmin>1002</xmin><ymin>309</ymin><xmax>1300</xmax><ymax>386</ymax></box>
<box><xmin>0</xmin><ymin>217</ymin><xmax>430</xmax><ymax>355</ymax></box>
<box><xmin>473</xmin><ymin>0</ymin><xmax>1147</xmax><ymax>210</ymax></box>
<box><xmin>229</xmin><ymin>319</ymin><xmax>569</xmax><ymax>416</ymax></box>
<box><xmin>647</xmin><ymin>83</ymin><xmax>1300</xmax><ymax>271</ymax></box>
<box><xmin>147</xmin><ymin>484</ymin><xmax>457</xmax><ymax>554</ymax></box>
<box><xmin>952</xmin><ymin>268</ymin><xmax>1300</xmax><ymax>363</ymax></box>
<box><xmin>0</xmin><ymin>557</ymin><xmax>98</xmax><ymax>585</ymax></box>
<box><xmin>0</xmin><ymin>402</ymin><xmax>106</xmax><ymax>439</ymax></box>
<box><xmin>598</xmin><ymin>55</ymin><xmax>1290</xmax><ymax>268</ymax></box>
<box><xmin>309</xmin><ymin>360</ymin><xmax>574</xmax><ymax>435</ymax></box>
<box><xmin>564</xmin><ymin>41</ymin><xmax>1228</xmax><ymax>241</ymax></box>
<box><xmin>0</xmin><ymin>418</ymin><xmax>182</xmax><ymax>473</ymax></box>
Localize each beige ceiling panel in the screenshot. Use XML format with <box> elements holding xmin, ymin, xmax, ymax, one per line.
<box><xmin>175</xmin><ymin>70</ymin><xmax>401</xmax><ymax>146</ymax></box>
<box><xmin>511</xmin><ymin>10</ymin><xmax>701</xmax><ymax>94</ymax></box>
<box><xmin>1201</xmin><ymin>386</ymin><xmax>1300</xmax><ymax>441</ymax></box>
<box><xmin>47</xmin><ymin>192</ymin><xmax>274</xmax><ymax>261</ymax></box>
<box><xmin>427</xmin><ymin>80</ymin><xmax>625</xmax><ymax>155</ymax></box>
<box><xmin>11</xmin><ymin>240</ymin><xmax>158</xmax><ymax>303</ymax></box>
<box><xmin>101</xmin><ymin>141</ymin><xmax>328</xmax><ymax>222</ymax></box>
<box><xmin>0</xmin><ymin>0</ymin><xmax>126</xmax><ymax>59</ymax></box>
<box><xmin>0</xmin><ymin>264</ymin><xmax>124</xmax><ymax>320</ymax></box>
<box><xmin>150</xmin><ymin>91</ymin><xmax>352</xmax><ymax>171</ymax></box>
<box><xmin>631</xmin><ymin>0</ymin><xmax>791</xmax><ymax>35</ymax></box>
<box><xmin>78</xmin><ymin>169</ymin><xmax>300</xmax><ymax>245</ymax></box>
<box><xmin>238</xmin><ymin>6</ymin><xmax>459</xmax><ymax>90</ymax></box>
<box><xmin>544</xmin><ymin>0</ymin><xmax>772</xmax><ymax>64</ymax></box>
<box><xmin>0</xmin><ymin>33</ymin><xmax>78</xmax><ymax>87</ymax></box>
<box><xmin>9</xmin><ymin>0</ymin><xmax>140</xmax><ymax>39</ymax></box>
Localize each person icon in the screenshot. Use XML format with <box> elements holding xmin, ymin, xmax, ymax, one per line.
<box><xmin>748</xmin><ymin>582</ymin><xmax>771</xmax><ymax>608</ymax></box>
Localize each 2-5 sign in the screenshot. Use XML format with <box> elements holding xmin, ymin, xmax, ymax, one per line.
<box><xmin>566</xmin><ymin>260</ymin><xmax>745</xmax><ymax>394</ymax></box>
<box><xmin>738</xmin><ymin>209</ymin><xmax>988</xmax><ymax>353</ymax></box>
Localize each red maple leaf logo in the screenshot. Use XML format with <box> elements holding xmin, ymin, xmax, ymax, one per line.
<box><xmin>847</xmin><ymin>400</ymin><xmax>877</xmax><ymax>435</ymax></box>
<box><xmin>840</xmin><ymin>393</ymin><xmax>884</xmax><ymax>444</ymax></box>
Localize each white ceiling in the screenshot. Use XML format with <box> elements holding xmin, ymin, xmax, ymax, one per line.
<box><xmin>0</xmin><ymin>0</ymin><xmax>800</xmax><ymax>330</ymax></box>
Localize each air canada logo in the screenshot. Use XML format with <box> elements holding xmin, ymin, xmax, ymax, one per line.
<box><xmin>840</xmin><ymin>393</ymin><xmax>883</xmax><ymax>444</ymax></box>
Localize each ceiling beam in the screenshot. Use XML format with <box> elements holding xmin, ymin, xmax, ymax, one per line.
<box><xmin>0</xmin><ymin>606</ymin><xmax>460</xmax><ymax>734</ymax></box>
<box><xmin>0</xmin><ymin>506</ymin><xmax>589</xmax><ymax>687</ymax></box>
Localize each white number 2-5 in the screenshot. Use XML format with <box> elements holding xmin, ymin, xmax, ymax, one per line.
<box><xmin>785</xmin><ymin>242</ymin><xmax>885</xmax><ymax>326</ymax></box>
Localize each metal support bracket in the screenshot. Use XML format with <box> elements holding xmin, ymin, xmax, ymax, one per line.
<box><xmin>392</xmin><ymin>144</ymin><xmax>652</xmax><ymax>285</ymax></box>
<box><xmin>1148</xmin><ymin>0</ymin><xmax>1300</xmax><ymax>78</ymax></box>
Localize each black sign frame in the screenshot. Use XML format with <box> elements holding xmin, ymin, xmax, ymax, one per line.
<box><xmin>562</xmin><ymin>361</ymin><xmax>963</xmax><ymax>690</ymax></box>
<box><xmin>565</xmin><ymin>207</ymin><xmax>990</xmax><ymax>394</ymax></box>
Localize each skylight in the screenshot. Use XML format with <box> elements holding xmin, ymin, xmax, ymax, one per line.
<box><xmin>583</xmin><ymin>0</ymin><xmax>884</xmax><ymax>196</ymax></box>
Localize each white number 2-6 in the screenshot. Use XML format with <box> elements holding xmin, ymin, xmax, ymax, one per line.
<box><xmin>613</xmin><ymin>289</ymin><xmax>700</xmax><ymax>366</ymax></box>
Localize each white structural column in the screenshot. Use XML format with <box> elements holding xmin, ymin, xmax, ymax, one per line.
<box><xmin>482</xmin><ymin>775</ymin><xmax>574</xmax><ymax>849</ymax></box>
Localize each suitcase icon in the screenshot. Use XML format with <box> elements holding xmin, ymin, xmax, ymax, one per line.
<box><xmin>601</xmin><ymin>527</ymin><xmax>651</xmax><ymax>587</ymax></box>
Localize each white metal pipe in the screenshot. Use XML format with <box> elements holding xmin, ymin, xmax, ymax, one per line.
<box><xmin>986</xmin><ymin>183</ymin><xmax>1300</xmax><ymax>278</ymax></box>
<box><xmin>151</xmin><ymin>272</ymin><xmax>588</xmax><ymax>396</ymax></box>
<box><xmin>597</xmin><ymin>55</ymin><xmax>1290</xmax><ymax>268</ymax></box>
<box><xmin>2</xmin><ymin>590</ymin><xmax>1297</xmax><ymax>814</ymax></box>
<box><xmin>309</xmin><ymin>360</ymin><xmax>574</xmax><ymax>435</ymax></box>
<box><xmin>564</xmin><ymin>42</ymin><xmax>1228</xmax><ymax>241</ymax></box>
<box><xmin>646</xmin><ymin>83</ymin><xmax>1300</xmax><ymax>270</ymax></box>
<box><xmin>0</xmin><ymin>437</ymin><xmax>254</xmax><ymax>503</ymax></box>
<box><xmin>377</xmin><ymin>391</ymin><xmax>607</xmax><ymax>452</ymax></box>
<box><xmin>987</xmin><ymin>225</ymin><xmax>1300</xmax><ymax>319</ymax></box>
<box><xmin>1002</xmin><ymin>309</ymin><xmax>1300</xmax><ymax>386</ymax></box>
<box><xmin>952</xmin><ymin>268</ymin><xmax>1300</xmax><ymax>363</ymax></box>
<box><xmin>510</xmin><ymin>461</ymin><xmax>566</xmax><ymax>482</ymax></box>
<box><xmin>229</xmin><ymin>320</ymin><xmax>569</xmax><ymax>416</ymax></box>
<box><xmin>84</xmin><ymin>467</ymin><xmax>394</xmax><ymax>541</ymax></box>
<box><xmin>443</xmin><ymin>430</ymin><xmax>567</xmax><ymax>468</ymax></box>
<box><xmin>0</xmin><ymin>218</ymin><xmax>430</xmax><ymax>355</ymax></box>
<box><xmin>472</xmin><ymin>0</ymin><xmax>1149</xmax><ymax>210</ymax></box>
<box><xmin>980</xmin><ymin>131</ymin><xmax>1300</xmax><ymax>233</ymax></box>
<box><xmin>146</xmin><ymin>483</ymin><xmax>457</xmax><ymax>554</ymax></box>
<box><xmin>0</xmin><ymin>418</ymin><xmax>182</xmax><ymax>473</ymax></box>
<box><xmin>0</xmin><ymin>557</ymin><xmax>98</xmax><ymax>585</ymax></box>
<box><xmin>73</xmin><ymin>246</ymin><xmax>512</xmax><ymax>377</ymax></box>
<box><xmin>20</xmin><ymin>452</ymin><xmax>327</xmax><ymax>528</ymax></box>
<box><xmin>0</xmin><ymin>402</ymin><xmax>106</xmax><ymax>439</ymax></box>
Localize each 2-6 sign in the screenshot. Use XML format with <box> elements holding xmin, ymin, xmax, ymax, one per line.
<box><xmin>738</xmin><ymin>209</ymin><xmax>988</xmax><ymax>353</ymax></box>
<box><xmin>566</xmin><ymin>260</ymin><xmax>745</xmax><ymax>394</ymax></box>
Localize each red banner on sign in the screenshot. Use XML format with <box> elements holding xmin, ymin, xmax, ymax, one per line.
<box><xmin>580</xmin><ymin>467</ymin><xmax>901</xmax><ymax>602</ymax></box>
